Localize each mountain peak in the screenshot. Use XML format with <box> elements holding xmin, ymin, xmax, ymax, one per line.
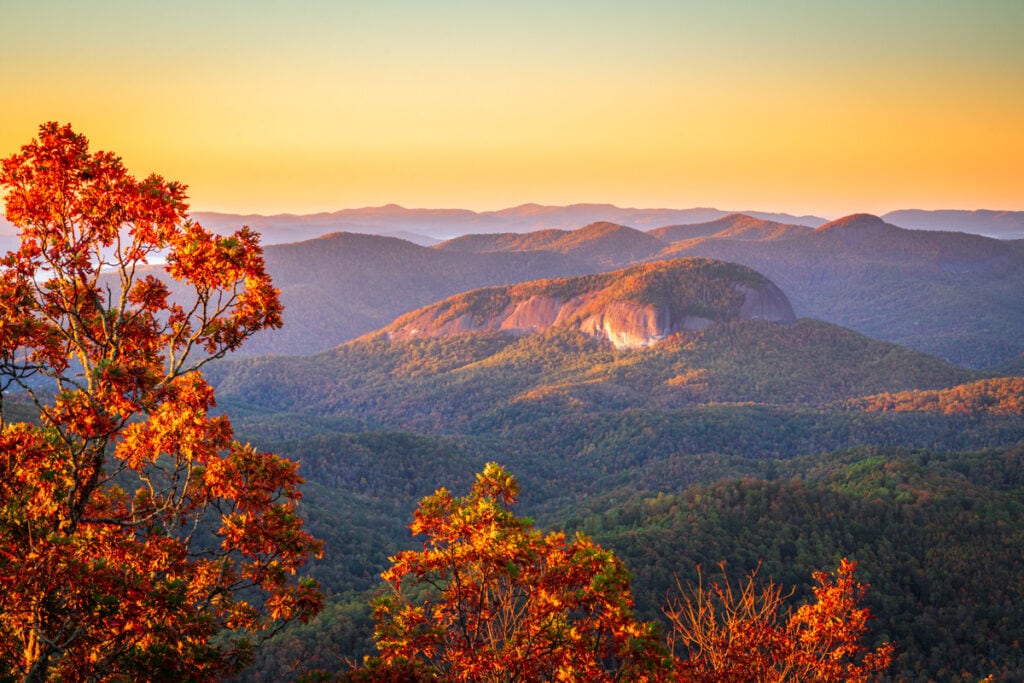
<box><xmin>565</xmin><ymin>221</ymin><xmax>653</xmax><ymax>245</ymax></box>
<box><xmin>576</xmin><ymin>220</ymin><xmax>634</xmax><ymax>234</ymax></box>
<box><xmin>383</xmin><ymin>258</ymin><xmax>795</xmax><ymax>349</ymax></box>
<box><xmin>814</xmin><ymin>213</ymin><xmax>889</xmax><ymax>232</ymax></box>
<box><xmin>647</xmin><ymin>214</ymin><xmax>814</xmax><ymax>246</ymax></box>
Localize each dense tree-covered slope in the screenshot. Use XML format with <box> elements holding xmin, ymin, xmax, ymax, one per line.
<box><xmin>571</xmin><ymin>446</ymin><xmax>1024</xmax><ymax>680</ymax></box>
<box><xmin>212</xmin><ymin>321</ymin><xmax>981</xmax><ymax>429</ymax></box>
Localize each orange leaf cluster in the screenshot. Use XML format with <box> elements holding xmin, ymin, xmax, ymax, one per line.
<box><xmin>667</xmin><ymin>559</ymin><xmax>893</xmax><ymax>682</ymax></box>
<box><xmin>845</xmin><ymin>377</ymin><xmax>1024</xmax><ymax>416</ymax></box>
<box><xmin>372</xmin><ymin>463</ymin><xmax>667</xmax><ymax>682</ymax></box>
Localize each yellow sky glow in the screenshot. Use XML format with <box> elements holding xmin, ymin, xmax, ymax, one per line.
<box><xmin>2</xmin><ymin>1</ymin><xmax>1022</xmax><ymax>218</ymax></box>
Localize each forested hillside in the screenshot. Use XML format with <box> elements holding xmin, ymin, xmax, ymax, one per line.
<box><xmin>210</xmin><ymin>263</ymin><xmax>1024</xmax><ymax>681</ymax></box>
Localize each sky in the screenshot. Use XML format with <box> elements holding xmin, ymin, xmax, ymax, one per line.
<box><xmin>2</xmin><ymin>0</ymin><xmax>1023</xmax><ymax>218</ymax></box>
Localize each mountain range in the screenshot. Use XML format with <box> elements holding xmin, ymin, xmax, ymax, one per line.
<box><xmin>240</xmin><ymin>212</ymin><xmax>1024</xmax><ymax>368</ymax></box>
<box><xmin>881</xmin><ymin>209</ymin><xmax>1024</xmax><ymax>239</ymax></box>
<box><xmin>185</xmin><ymin>204</ymin><xmax>1024</xmax><ymax>245</ymax></box>
<box><xmin>189</xmin><ymin>203</ymin><xmax>830</xmax><ymax>245</ymax></box>
<box><xmin>4</xmin><ymin>204</ymin><xmax>1024</xmax><ymax>247</ymax></box>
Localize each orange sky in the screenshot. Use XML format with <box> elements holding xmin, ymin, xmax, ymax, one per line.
<box><xmin>2</xmin><ymin>1</ymin><xmax>1022</xmax><ymax>218</ymax></box>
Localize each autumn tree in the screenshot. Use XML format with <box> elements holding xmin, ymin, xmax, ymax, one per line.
<box><xmin>369</xmin><ymin>463</ymin><xmax>667</xmax><ymax>682</ymax></box>
<box><xmin>0</xmin><ymin>123</ymin><xmax>322</xmax><ymax>681</ymax></box>
<box><xmin>666</xmin><ymin>559</ymin><xmax>893</xmax><ymax>682</ymax></box>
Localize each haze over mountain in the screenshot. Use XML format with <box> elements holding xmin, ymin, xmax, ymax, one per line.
<box><xmin>190</xmin><ymin>204</ymin><xmax>829</xmax><ymax>245</ymax></box>
<box><xmin>0</xmin><ymin>216</ymin><xmax>19</xmax><ymax>253</ymax></box>
<box><xmin>881</xmin><ymin>209</ymin><xmax>1024</xmax><ymax>239</ymax></box>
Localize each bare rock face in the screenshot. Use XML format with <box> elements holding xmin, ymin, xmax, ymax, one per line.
<box><xmin>386</xmin><ymin>258</ymin><xmax>796</xmax><ymax>349</ymax></box>
<box><xmin>499</xmin><ymin>294</ymin><xmax>571</xmax><ymax>333</ymax></box>
<box><xmin>571</xmin><ymin>279</ymin><xmax>795</xmax><ymax>349</ymax></box>
<box><xmin>578</xmin><ymin>301</ymin><xmax>674</xmax><ymax>349</ymax></box>
<box><xmin>737</xmin><ymin>283</ymin><xmax>797</xmax><ymax>324</ymax></box>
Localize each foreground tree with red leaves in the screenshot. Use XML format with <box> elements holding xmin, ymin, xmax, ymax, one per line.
<box><xmin>0</xmin><ymin>123</ymin><xmax>322</xmax><ymax>681</ymax></box>
<box><xmin>369</xmin><ymin>463</ymin><xmax>668</xmax><ymax>682</ymax></box>
<box><xmin>666</xmin><ymin>559</ymin><xmax>894</xmax><ymax>682</ymax></box>
<box><xmin>358</xmin><ymin>463</ymin><xmax>892</xmax><ymax>683</ymax></box>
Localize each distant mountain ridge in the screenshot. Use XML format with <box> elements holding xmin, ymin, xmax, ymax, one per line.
<box><xmin>882</xmin><ymin>209</ymin><xmax>1024</xmax><ymax>239</ymax></box>
<box><xmin>5</xmin><ymin>204</ymin><xmax>1024</xmax><ymax>244</ymax></box>
<box><xmin>437</xmin><ymin>221</ymin><xmax>665</xmax><ymax>265</ymax></box>
<box><xmin>190</xmin><ymin>204</ymin><xmax>830</xmax><ymax>244</ymax></box>
<box><xmin>187</xmin><ymin>204</ymin><xmax>1024</xmax><ymax>246</ymax></box>
<box><xmin>649</xmin><ymin>214</ymin><xmax>812</xmax><ymax>243</ymax></box>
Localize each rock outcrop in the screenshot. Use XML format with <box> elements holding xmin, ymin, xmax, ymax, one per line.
<box><xmin>385</xmin><ymin>258</ymin><xmax>796</xmax><ymax>349</ymax></box>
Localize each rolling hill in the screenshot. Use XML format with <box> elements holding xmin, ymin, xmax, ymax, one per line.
<box><xmin>436</xmin><ymin>221</ymin><xmax>664</xmax><ymax>267</ymax></box>
<box><xmin>239</xmin><ymin>231</ymin><xmax>593</xmax><ymax>355</ymax></box>
<box><xmin>647</xmin><ymin>213</ymin><xmax>812</xmax><ymax>243</ymax></box>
